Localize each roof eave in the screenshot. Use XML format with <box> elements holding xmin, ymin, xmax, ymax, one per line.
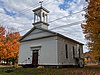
<box><xmin>19</xmin><ymin>27</ymin><xmax>36</xmax><ymax>42</ymax></box>
<box><xmin>32</xmin><ymin>6</ymin><xmax>49</xmax><ymax>13</ymax></box>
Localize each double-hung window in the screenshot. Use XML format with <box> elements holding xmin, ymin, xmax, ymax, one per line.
<box><xmin>65</xmin><ymin>44</ymin><xmax>68</xmax><ymax>58</ymax></box>
<box><xmin>73</xmin><ymin>46</ymin><xmax>75</xmax><ymax>58</ymax></box>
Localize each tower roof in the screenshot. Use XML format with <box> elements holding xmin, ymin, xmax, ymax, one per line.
<box><xmin>32</xmin><ymin>6</ymin><xmax>49</xmax><ymax>13</ymax></box>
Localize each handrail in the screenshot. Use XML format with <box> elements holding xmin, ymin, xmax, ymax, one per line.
<box><xmin>21</xmin><ymin>56</ymin><xmax>32</xmax><ymax>64</ymax></box>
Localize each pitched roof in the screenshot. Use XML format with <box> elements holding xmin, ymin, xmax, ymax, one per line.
<box><xmin>19</xmin><ymin>27</ymin><xmax>84</xmax><ymax>45</ymax></box>
<box><xmin>32</xmin><ymin>6</ymin><xmax>49</xmax><ymax>13</ymax></box>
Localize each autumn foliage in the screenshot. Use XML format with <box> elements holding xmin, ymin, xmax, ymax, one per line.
<box><xmin>0</xmin><ymin>26</ymin><xmax>20</xmax><ymax>64</ymax></box>
<box><xmin>82</xmin><ymin>0</ymin><xmax>100</xmax><ymax>62</ymax></box>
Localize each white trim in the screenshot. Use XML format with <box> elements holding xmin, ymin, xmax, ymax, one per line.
<box><xmin>30</xmin><ymin>44</ymin><xmax>41</xmax><ymax>51</ymax></box>
<box><xmin>30</xmin><ymin>44</ymin><xmax>42</xmax><ymax>48</ymax></box>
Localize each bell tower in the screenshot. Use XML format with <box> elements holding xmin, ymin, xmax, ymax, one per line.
<box><xmin>32</xmin><ymin>1</ymin><xmax>49</xmax><ymax>29</ymax></box>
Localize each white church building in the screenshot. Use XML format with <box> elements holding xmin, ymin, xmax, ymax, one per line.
<box><xmin>18</xmin><ymin>6</ymin><xmax>84</xmax><ymax>68</ymax></box>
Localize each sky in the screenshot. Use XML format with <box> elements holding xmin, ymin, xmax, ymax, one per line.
<box><xmin>0</xmin><ymin>0</ymin><xmax>88</xmax><ymax>52</ymax></box>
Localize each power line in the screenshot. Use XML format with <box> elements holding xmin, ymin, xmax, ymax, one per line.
<box><xmin>0</xmin><ymin>1</ymin><xmax>99</xmax><ymax>22</ymax></box>
<box><xmin>0</xmin><ymin>17</ymin><xmax>96</xmax><ymax>35</ymax></box>
<box><xmin>14</xmin><ymin>0</ymin><xmax>53</xmax><ymax>16</ymax></box>
<box><xmin>0</xmin><ymin>0</ymin><xmax>53</xmax><ymax>24</ymax></box>
<box><xmin>55</xmin><ymin>26</ymin><xmax>83</xmax><ymax>37</ymax></box>
<box><xmin>0</xmin><ymin>0</ymin><xmax>85</xmax><ymax>34</ymax></box>
<box><xmin>50</xmin><ymin>20</ymin><xmax>84</xmax><ymax>30</ymax></box>
<box><xmin>0</xmin><ymin>0</ymin><xmax>85</xmax><ymax>24</ymax></box>
<box><xmin>43</xmin><ymin>0</ymin><xmax>54</xmax><ymax>6</ymax></box>
<box><xmin>18</xmin><ymin>20</ymin><xmax>84</xmax><ymax>33</ymax></box>
<box><xmin>48</xmin><ymin>4</ymin><xmax>100</xmax><ymax>23</ymax></box>
<box><xmin>17</xmin><ymin>27</ymin><xmax>32</xmax><ymax>33</ymax></box>
<box><xmin>1</xmin><ymin>1</ymin><xmax>99</xmax><ymax>33</ymax></box>
<box><xmin>0</xmin><ymin>5</ymin><xmax>84</xmax><ymax>27</ymax></box>
<box><xmin>20</xmin><ymin>17</ymin><xmax>96</xmax><ymax>35</ymax></box>
<box><xmin>49</xmin><ymin>10</ymin><xmax>85</xmax><ymax>23</ymax></box>
<box><xmin>10</xmin><ymin>1</ymin><xmax>44</xmax><ymax>15</ymax></box>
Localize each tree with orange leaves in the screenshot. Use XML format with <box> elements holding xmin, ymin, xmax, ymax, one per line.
<box><xmin>5</xmin><ymin>32</ymin><xmax>20</xmax><ymax>64</ymax></box>
<box><xmin>82</xmin><ymin>0</ymin><xmax>100</xmax><ymax>63</ymax></box>
<box><xmin>0</xmin><ymin>26</ymin><xmax>6</xmax><ymax>60</ymax></box>
<box><xmin>0</xmin><ymin>26</ymin><xmax>20</xmax><ymax>65</ymax></box>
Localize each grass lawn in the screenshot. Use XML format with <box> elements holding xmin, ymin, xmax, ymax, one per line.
<box><xmin>0</xmin><ymin>65</ymin><xmax>100</xmax><ymax>75</ymax></box>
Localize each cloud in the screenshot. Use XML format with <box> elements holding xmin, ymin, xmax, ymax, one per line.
<box><xmin>0</xmin><ymin>8</ymin><xmax>5</xmax><ymax>13</ymax></box>
<box><xmin>0</xmin><ymin>0</ymin><xmax>88</xmax><ymax>52</ymax></box>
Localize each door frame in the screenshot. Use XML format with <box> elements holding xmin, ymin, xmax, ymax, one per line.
<box><xmin>32</xmin><ymin>50</ymin><xmax>39</xmax><ymax>66</ymax></box>
<box><xmin>30</xmin><ymin>45</ymin><xmax>41</xmax><ymax>66</ymax></box>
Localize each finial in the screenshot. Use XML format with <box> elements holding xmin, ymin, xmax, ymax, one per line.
<box><xmin>39</xmin><ymin>1</ymin><xmax>43</xmax><ymax>7</ymax></box>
